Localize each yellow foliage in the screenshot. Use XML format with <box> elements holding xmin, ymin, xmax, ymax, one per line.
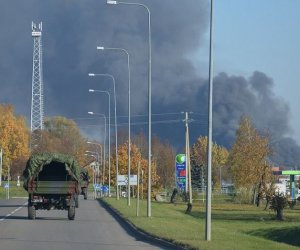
<box><xmin>109</xmin><ymin>142</ymin><xmax>156</xmax><ymax>191</ymax></box>
<box><xmin>0</xmin><ymin>104</ymin><xmax>30</xmax><ymax>177</ymax></box>
<box><xmin>228</xmin><ymin>116</ymin><xmax>271</xmax><ymax>190</ymax></box>
<box><xmin>34</xmin><ymin>116</ymin><xmax>87</xmax><ymax>166</ymax></box>
<box><xmin>191</xmin><ymin>136</ymin><xmax>229</xmax><ymax>187</ymax></box>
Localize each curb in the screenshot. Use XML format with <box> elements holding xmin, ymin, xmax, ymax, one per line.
<box><xmin>98</xmin><ymin>199</ymin><xmax>190</xmax><ymax>250</ymax></box>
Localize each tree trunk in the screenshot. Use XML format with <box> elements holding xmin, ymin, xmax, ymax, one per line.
<box><xmin>256</xmin><ymin>194</ymin><xmax>261</xmax><ymax>207</ymax></box>
<box><xmin>185</xmin><ymin>203</ymin><xmax>192</xmax><ymax>214</ymax></box>
<box><xmin>256</xmin><ymin>182</ymin><xmax>262</xmax><ymax>207</ymax></box>
<box><xmin>252</xmin><ymin>186</ymin><xmax>257</xmax><ymax>205</ymax></box>
<box><xmin>170</xmin><ymin>188</ymin><xmax>178</xmax><ymax>203</ymax></box>
<box><xmin>276</xmin><ymin>208</ymin><xmax>284</xmax><ymax>220</ymax></box>
<box><xmin>264</xmin><ymin>196</ymin><xmax>270</xmax><ymax>210</ymax></box>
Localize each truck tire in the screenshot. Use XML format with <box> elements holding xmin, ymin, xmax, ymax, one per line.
<box><xmin>68</xmin><ymin>206</ymin><xmax>75</xmax><ymax>220</ymax></box>
<box><xmin>28</xmin><ymin>205</ymin><xmax>36</xmax><ymax>220</ymax></box>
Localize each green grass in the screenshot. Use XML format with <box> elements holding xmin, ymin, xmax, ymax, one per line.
<box><xmin>0</xmin><ymin>181</ymin><xmax>28</xmax><ymax>199</ymax></box>
<box><xmin>103</xmin><ymin>197</ymin><xmax>300</xmax><ymax>250</ymax></box>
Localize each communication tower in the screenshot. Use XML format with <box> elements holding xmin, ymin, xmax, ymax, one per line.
<box><xmin>30</xmin><ymin>22</ymin><xmax>44</xmax><ymax>148</ymax></box>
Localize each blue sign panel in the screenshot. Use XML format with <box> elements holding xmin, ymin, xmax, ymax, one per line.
<box><xmin>102</xmin><ymin>185</ymin><xmax>109</xmax><ymax>192</ymax></box>
<box><xmin>94</xmin><ymin>184</ymin><xmax>101</xmax><ymax>190</ymax></box>
<box><xmin>175</xmin><ymin>154</ymin><xmax>186</xmax><ymax>191</ymax></box>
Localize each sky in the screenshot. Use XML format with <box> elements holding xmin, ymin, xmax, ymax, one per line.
<box><xmin>214</xmin><ymin>0</ymin><xmax>300</xmax><ymax>142</ymax></box>
<box><xmin>0</xmin><ymin>0</ymin><xmax>300</xmax><ymax>167</ymax></box>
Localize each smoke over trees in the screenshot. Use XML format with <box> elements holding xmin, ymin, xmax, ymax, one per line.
<box><xmin>0</xmin><ymin>1</ymin><xmax>299</xmax><ymax>167</ymax></box>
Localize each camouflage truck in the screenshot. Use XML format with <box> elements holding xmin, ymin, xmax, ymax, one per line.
<box><xmin>80</xmin><ymin>167</ymin><xmax>90</xmax><ymax>200</ymax></box>
<box><xmin>23</xmin><ymin>153</ymin><xmax>81</xmax><ymax>220</ymax></box>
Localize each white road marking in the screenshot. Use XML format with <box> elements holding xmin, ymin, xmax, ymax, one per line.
<box><xmin>0</xmin><ymin>201</ymin><xmax>28</xmax><ymax>222</ymax></box>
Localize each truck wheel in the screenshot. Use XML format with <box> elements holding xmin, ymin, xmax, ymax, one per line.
<box><xmin>28</xmin><ymin>205</ymin><xmax>36</xmax><ymax>220</ymax></box>
<box><xmin>68</xmin><ymin>206</ymin><xmax>75</xmax><ymax>220</ymax></box>
<box><xmin>75</xmin><ymin>195</ymin><xmax>79</xmax><ymax>208</ymax></box>
<box><xmin>83</xmin><ymin>188</ymin><xmax>88</xmax><ymax>200</ymax></box>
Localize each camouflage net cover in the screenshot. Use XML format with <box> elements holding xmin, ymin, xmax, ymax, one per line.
<box><xmin>80</xmin><ymin>167</ymin><xmax>90</xmax><ymax>182</ymax></box>
<box><xmin>23</xmin><ymin>152</ymin><xmax>81</xmax><ymax>190</ymax></box>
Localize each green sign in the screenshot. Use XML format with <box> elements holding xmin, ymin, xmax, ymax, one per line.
<box><xmin>175</xmin><ymin>154</ymin><xmax>186</xmax><ymax>190</ymax></box>
<box><xmin>176</xmin><ymin>154</ymin><xmax>186</xmax><ymax>164</ymax></box>
<box><xmin>282</xmin><ymin>170</ymin><xmax>300</xmax><ymax>175</ymax></box>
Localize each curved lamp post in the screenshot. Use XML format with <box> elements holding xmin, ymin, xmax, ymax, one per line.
<box><xmin>97</xmin><ymin>46</ymin><xmax>131</xmax><ymax>206</ymax></box>
<box><xmin>106</xmin><ymin>0</ymin><xmax>152</xmax><ymax>216</ymax></box>
<box><xmin>88</xmin><ymin>73</ymin><xmax>119</xmax><ymax>199</ymax></box>
<box><xmin>88</xmin><ymin>112</ymin><xmax>107</xmax><ymax>188</ymax></box>
<box><xmin>89</xmin><ymin>89</ymin><xmax>111</xmax><ymax>197</ymax></box>
<box><xmin>85</xmin><ymin>150</ymin><xmax>100</xmax><ymax>190</ymax></box>
<box><xmin>86</xmin><ymin>143</ymin><xmax>103</xmax><ymax>167</ymax></box>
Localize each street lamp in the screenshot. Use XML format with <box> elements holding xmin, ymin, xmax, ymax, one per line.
<box><xmin>86</xmin><ymin>142</ymin><xmax>103</xmax><ymax>173</ymax></box>
<box><xmin>88</xmin><ymin>73</ymin><xmax>119</xmax><ymax>199</ymax></box>
<box><xmin>89</xmin><ymin>89</ymin><xmax>111</xmax><ymax>197</ymax></box>
<box><xmin>85</xmin><ymin>150</ymin><xmax>100</xmax><ymax>185</ymax></box>
<box><xmin>88</xmin><ymin>112</ymin><xmax>107</xmax><ymax>187</ymax></box>
<box><xmin>85</xmin><ymin>152</ymin><xmax>99</xmax><ymax>199</ymax></box>
<box><xmin>106</xmin><ymin>0</ymin><xmax>152</xmax><ymax>217</ymax></box>
<box><xmin>97</xmin><ymin>46</ymin><xmax>131</xmax><ymax>206</ymax></box>
<box><xmin>85</xmin><ymin>150</ymin><xmax>100</xmax><ymax>163</ymax></box>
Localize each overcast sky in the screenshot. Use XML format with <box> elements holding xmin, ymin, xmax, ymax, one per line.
<box><xmin>0</xmin><ymin>0</ymin><xmax>299</xmax><ymax>167</ymax></box>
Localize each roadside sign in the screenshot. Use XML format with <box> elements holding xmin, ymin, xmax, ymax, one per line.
<box><xmin>117</xmin><ymin>175</ymin><xmax>137</xmax><ymax>186</ymax></box>
<box><xmin>4</xmin><ymin>183</ymin><xmax>9</xmax><ymax>189</ymax></box>
<box><xmin>94</xmin><ymin>184</ymin><xmax>101</xmax><ymax>190</ymax></box>
<box><xmin>175</xmin><ymin>154</ymin><xmax>186</xmax><ymax>191</ymax></box>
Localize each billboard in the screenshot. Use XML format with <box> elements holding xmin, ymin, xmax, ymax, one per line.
<box><xmin>175</xmin><ymin>154</ymin><xmax>186</xmax><ymax>191</ymax></box>
<box><xmin>117</xmin><ymin>175</ymin><xmax>138</xmax><ymax>186</ymax></box>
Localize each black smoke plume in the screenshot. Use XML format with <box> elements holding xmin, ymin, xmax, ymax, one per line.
<box><xmin>0</xmin><ymin>0</ymin><xmax>298</xmax><ymax>167</ymax></box>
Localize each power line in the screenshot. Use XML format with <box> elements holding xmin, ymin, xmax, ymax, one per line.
<box><xmin>70</xmin><ymin>112</ymin><xmax>206</xmax><ymax>121</ymax></box>
<box><xmin>78</xmin><ymin>119</ymin><xmax>208</xmax><ymax>128</ymax></box>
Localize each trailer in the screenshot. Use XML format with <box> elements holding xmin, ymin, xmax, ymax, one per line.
<box><xmin>80</xmin><ymin>167</ymin><xmax>90</xmax><ymax>200</ymax></box>
<box><xmin>23</xmin><ymin>153</ymin><xmax>81</xmax><ymax>220</ymax></box>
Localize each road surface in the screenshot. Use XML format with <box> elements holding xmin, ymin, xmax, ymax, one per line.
<box><xmin>0</xmin><ymin>196</ymin><xmax>164</xmax><ymax>250</ymax></box>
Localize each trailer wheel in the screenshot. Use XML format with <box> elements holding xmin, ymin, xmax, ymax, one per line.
<box><xmin>68</xmin><ymin>206</ymin><xmax>75</xmax><ymax>220</ymax></box>
<box><xmin>83</xmin><ymin>188</ymin><xmax>88</xmax><ymax>200</ymax></box>
<box><xmin>28</xmin><ymin>205</ymin><xmax>36</xmax><ymax>220</ymax></box>
<box><xmin>75</xmin><ymin>195</ymin><xmax>79</xmax><ymax>208</ymax></box>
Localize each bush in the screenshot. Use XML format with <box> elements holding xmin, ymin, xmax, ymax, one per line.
<box><xmin>233</xmin><ymin>187</ymin><xmax>253</xmax><ymax>204</ymax></box>
<box><xmin>287</xmin><ymin>199</ymin><xmax>296</xmax><ymax>209</ymax></box>
<box><xmin>270</xmin><ymin>192</ymin><xmax>288</xmax><ymax>220</ymax></box>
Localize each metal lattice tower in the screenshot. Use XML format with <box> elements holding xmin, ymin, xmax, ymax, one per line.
<box><xmin>30</xmin><ymin>22</ymin><xmax>44</xmax><ymax>147</ymax></box>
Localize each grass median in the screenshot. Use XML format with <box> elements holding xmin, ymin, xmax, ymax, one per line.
<box><xmin>103</xmin><ymin>197</ymin><xmax>300</xmax><ymax>250</ymax></box>
<box><xmin>0</xmin><ymin>181</ymin><xmax>27</xmax><ymax>199</ymax></box>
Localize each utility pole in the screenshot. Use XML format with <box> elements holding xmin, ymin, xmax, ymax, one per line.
<box><xmin>184</xmin><ymin>112</ymin><xmax>193</xmax><ymax>213</ymax></box>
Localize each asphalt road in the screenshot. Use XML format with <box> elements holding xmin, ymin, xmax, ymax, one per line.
<box><xmin>0</xmin><ymin>195</ymin><xmax>164</xmax><ymax>250</ymax></box>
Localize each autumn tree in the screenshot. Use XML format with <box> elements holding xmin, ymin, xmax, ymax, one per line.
<box><xmin>152</xmin><ymin>136</ymin><xmax>176</xmax><ymax>189</ymax></box>
<box><xmin>132</xmin><ymin>130</ymin><xmax>148</xmax><ymax>158</ymax></box>
<box><xmin>34</xmin><ymin>116</ymin><xmax>87</xmax><ymax>166</ymax></box>
<box><xmin>110</xmin><ymin>142</ymin><xmax>156</xmax><ymax>196</ymax></box>
<box><xmin>190</xmin><ymin>136</ymin><xmax>229</xmax><ymax>190</ymax></box>
<box><xmin>0</xmin><ymin>104</ymin><xmax>30</xmax><ymax>179</ymax></box>
<box><xmin>133</xmin><ymin>132</ymin><xmax>176</xmax><ymax>189</ymax></box>
<box><xmin>228</xmin><ymin>116</ymin><xmax>273</xmax><ymax>205</ymax></box>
